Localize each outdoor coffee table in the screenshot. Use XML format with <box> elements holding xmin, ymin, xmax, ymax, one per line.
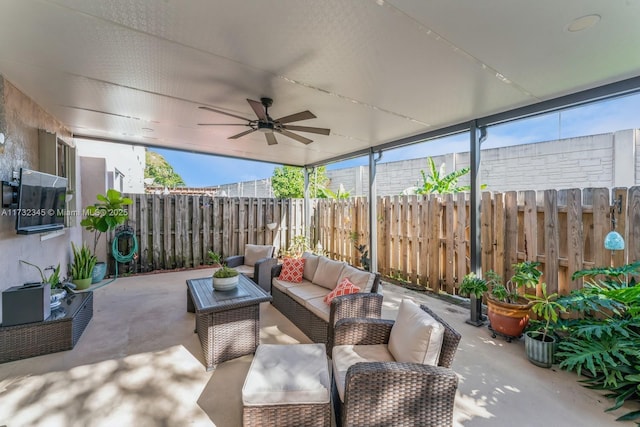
<box><xmin>186</xmin><ymin>275</ymin><xmax>272</xmax><ymax>370</ymax></box>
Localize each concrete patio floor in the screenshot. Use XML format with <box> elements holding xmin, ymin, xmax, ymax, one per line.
<box><xmin>0</xmin><ymin>269</ymin><xmax>634</xmax><ymax>427</ymax></box>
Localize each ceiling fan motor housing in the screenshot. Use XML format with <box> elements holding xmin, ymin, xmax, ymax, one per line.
<box><xmin>257</xmin><ymin>121</ymin><xmax>275</xmax><ymax>133</ymax></box>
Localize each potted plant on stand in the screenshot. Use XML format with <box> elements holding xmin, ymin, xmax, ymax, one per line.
<box><xmin>485</xmin><ymin>261</ymin><xmax>543</xmax><ymax>341</ymax></box>
<box><xmin>69</xmin><ymin>242</ymin><xmax>97</xmax><ymax>290</ymax></box>
<box><xmin>80</xmin><ymin>189</ymin><xmax>132</xmax><ymax>283</ymax></box>
<box><xmin>212</xmin><ymin>265</ymin><xmax>239</xmax><ymax>291</ymax></box>
<box><xmin>524</xmin><ymin>283</ymin><xmax>566</xmax><ymax>368</ymax></box>
<box><xmin>459</xmin><ymin>272</ymin><xmax>488</xmax><ymax>326</ymax></box>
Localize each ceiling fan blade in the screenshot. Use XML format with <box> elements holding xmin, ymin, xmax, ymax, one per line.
<box><xmin>282</xmin><ymin>125</ymin><xmax>330</xmax><ymax>135</ymax></box>
<box><xmin>198</xmin><ymin>106</ymin><xmax>252</xmax><ymax>121</ymax></box>
<box><xmin>228</xmin><ymin>129</ymin><xmax>257</xmax><ymax>139</ymax></box>
<box><xmin>276</xmin><ymin>110</ymin><xmax>316</xmax><ymax>124</ymax></box>
<box><xmin>265</xmin><ymin>133</ymin><xmax>278</xmax><ymax>146</ymax></box>
<box><xmin>277</xmin><ymin>129</ymin><xmax>313</xmax><ymax>145</ymax></box>
<box><xmin>198</xmin><ymin>123</ymin><xmax>252</xmax><ymax>126</ymax></box>
<box><xmin>247</xmin><ymin>99</ymin><xmax>267</xmax><ymax>121</ymax></box>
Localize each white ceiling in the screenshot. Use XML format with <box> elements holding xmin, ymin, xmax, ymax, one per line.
<box><xmin>1</xmin><ymin>0</ymin><xmax>639</xmax><ymax>166</ymax></box>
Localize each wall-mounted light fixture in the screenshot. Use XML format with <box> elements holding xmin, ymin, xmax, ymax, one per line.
<box><xmin>0</xmin><ymin>132</ymin><xmax>6</xmax><ymax>145</ymax></box>
<box><xmin>604</xmin><ymin>195</ymin><xmax>624</xmax><ymax>251</ymax></box>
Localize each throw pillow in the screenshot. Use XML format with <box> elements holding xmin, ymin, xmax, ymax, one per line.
<box><xmin>388</xmin><ymin>299</ymin><xmax>445</xmax><ymax>365</ymax></box>
<box><xmin>278</xmin><ymin>257</ymin><xmax>306</xmax><ymax>283</ymax></box>
<box><xmin>323</xmin><ymin>277</ymin><xmax>360</xmax><ymax>305</ymax></box>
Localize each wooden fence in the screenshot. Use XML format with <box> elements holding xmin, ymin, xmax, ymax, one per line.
<box><xmin>116</xmin><ymin>195</ymin><xmax>305</xmax><ymax>273</ymax></box>
<box><xmin>315</xmin><ymin>187</ymin><xmax>640</xmax><ymax>296</ymax></box>
<box><xmin>116</xmin><ymin>187</ymin><xmax>640</xmax><ymax>297</ymax></box>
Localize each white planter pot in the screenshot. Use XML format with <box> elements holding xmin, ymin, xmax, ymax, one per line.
<box><xmin>212</xmin><ymin>275</ymin><xmax>239</xmax><ymax>291</ymax></box>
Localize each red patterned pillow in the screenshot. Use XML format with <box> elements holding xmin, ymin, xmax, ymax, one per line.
<box><xmin>323</xmin><ymin>277</ymin><xmax>360</xmax><ymax>305</ymax></box>
<box><xmin>278</xmin><ymin>257</ymin><xmax>306</xmax><ymax>283</ymax></box>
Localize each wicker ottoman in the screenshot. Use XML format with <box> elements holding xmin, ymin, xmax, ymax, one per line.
<box><xmin>242</xmin><ymin>343</ymin><xmax>331</xmax><ymax>427</ymax></box>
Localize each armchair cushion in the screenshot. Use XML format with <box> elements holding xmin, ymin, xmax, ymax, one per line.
<box><xmin>323</xmin><ymin>277</ymin><xmax>360</xmax><ymax>305</ymax></box>
<box><xmin>244</xmin><ymin>244</ymin><xmax>274</xmax><ymax>267</ymax></box>
<box><xmin>388</xmin><ymin>299</ymin><xmax>444</xmax><ymax>365</ymax></box>
<box><xmin>312</xmin><ymin>257</ymin><xmax>346</xmax><ymax>290</ymax></box>
<box><xmin>332</xmin><ymin>344</ymin><xmax>395</xmax><ymax>402</ymax></box>
<box><xmin>278</xmin><ymin>257</ymin><xmax>306</xmax><ymax>283</ymax></box>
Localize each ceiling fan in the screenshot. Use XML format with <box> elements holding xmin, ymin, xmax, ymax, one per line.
<box><xmin>198</xmin><ymin>97</ymin><xmax>330</xmax><ymax>145</ymax></box>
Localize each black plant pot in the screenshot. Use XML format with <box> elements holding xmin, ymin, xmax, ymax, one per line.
<box><xmin>466</xmin><ymin>295</ymin><xmax>486</xmax><ymax>326</ymax></box>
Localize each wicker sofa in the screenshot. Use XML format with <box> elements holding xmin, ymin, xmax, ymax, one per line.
<box><xmin>270</xmin><ymin>252</ymin><xmax>382</xmax><ymax>347</ymax></box>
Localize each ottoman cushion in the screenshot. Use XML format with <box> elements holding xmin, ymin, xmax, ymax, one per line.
<box><xmin>242</xmin><ymin>343</ymin><xmax>330</xmax><ymax>406</ymax></box>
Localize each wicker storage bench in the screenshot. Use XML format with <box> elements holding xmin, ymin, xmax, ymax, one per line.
<box><xmin>242</xmin><ymin>343</ymin><xmax>331</xmax><ymax>427</ymax></box>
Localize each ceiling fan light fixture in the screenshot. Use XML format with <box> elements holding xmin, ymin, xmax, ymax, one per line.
<box><xmin>566</xmin><ymin>14</ymin><xmax>601</xmax><ymax>32</ymax></box>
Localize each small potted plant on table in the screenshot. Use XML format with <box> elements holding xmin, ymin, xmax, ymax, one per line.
<box><xmin>20</xmin><ymin>260</ymin><xmax>66</xmax><ymax>308</ymax></box>
<box><xmin>69</xmin><ymin>242</ymin><xmax>97</xmax><ymax>290</ymax></box>
<box><xmin>212</xmin><ymin>265</ymin><xmax>239</xmax><ymax>291</ymax></box>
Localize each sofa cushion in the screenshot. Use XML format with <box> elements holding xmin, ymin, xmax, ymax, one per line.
<box><xmin>278</xmin><ymin>257</ymin><xmax>306</xmax><ymax>283</ymax></box>
<box><xmin>312</xmin><ymin>257</ymin><xmax>346</xmax><ymax>290</ymax></box>
<box><xmin>323</xmin><ymin>277</ymin><xmax>360</xmax><ymax>305</ymax></box>
<box><xmin>302</xmin><ymin>252</ymin><xmax>320</xmax><ymax>281</ymax></box>
<box><xmin>388</xmin><ymin>299</ymin><xmax>445</xmax><ymax>365</ymax></box>
<box><xmin>332</xmin><ymin>344</ymin><xmax>395</xmax><ymax>402</ymax></box>
<box><xmin>244</xmin><ymin>244</ymin><xmax>273</xmax><ymax>267</ymax></box>
<box><xmin>272</xmin><ymin>277</ymin><xmax>313</xmax><ymax>293</ymax></box>
<box><xmin>338</xmin><ymin>265</ymin><xmax>376</xmax><ymax>293</ymax></box>
<box><xmin>305</xmin><ymin>296</ymin><xmax>331</xmax><ymax>323</ymax></box>
<box><xmin>287</xmin><ymin>284</ymin><xmax>330</xmax><ymax>307</ymax></box>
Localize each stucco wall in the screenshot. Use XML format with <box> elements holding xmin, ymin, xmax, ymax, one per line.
<box><xmin>0</xmin><ymin>76</ymin><xmax>81</xmax><ymax>323</ymax></box>
<box><xmin>75</xmin><ymin>139</ymin><xmax>145</xmax><ymax>193</ymax></box>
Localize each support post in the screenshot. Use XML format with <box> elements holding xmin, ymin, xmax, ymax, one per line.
<box><xmin>303</xmin><ymin>167</ymin><xmax>311</xmax><ymax>244</ymax></box>
<box><xmin>467</xmin><ymin>121</ymin><xmax>486</xmax><ymax>326</ymax></box>
<box><xmin>368</xmin><ymin>150</ymin><xmax>381</xmax><ymax>273</ymax></box>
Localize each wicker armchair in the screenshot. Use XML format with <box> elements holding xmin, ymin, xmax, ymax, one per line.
<box><xmin>224</xmin><ymin>244</ymin><xmax>276</xmax><ymax>293</ymax></box>
<box><xmin>331</xmin><ymin>304</ymin><xmax>461</xmax><ymax>427</ymax></box>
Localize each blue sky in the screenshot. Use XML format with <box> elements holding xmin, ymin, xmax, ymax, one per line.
<box><xmin>154</xmin><ymin>93</ymin><xmax>640</xmax><ymax>187</ymax></box>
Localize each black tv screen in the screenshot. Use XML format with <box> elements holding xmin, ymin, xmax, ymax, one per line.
<box><xmin>16</xmin><ymin>168</ymin><xmax>68</xmax><ymax>234</ymax></box>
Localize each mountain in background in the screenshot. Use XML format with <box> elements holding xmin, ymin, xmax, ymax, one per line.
<box><xmin>145</xmin><ymin>149</ymin><xmax>185</xmax><ymax>187</ymax></box>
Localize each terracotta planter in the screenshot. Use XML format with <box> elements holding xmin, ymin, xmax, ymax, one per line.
<box><xmin>487</xmin><ymin>296</ymin><xmax>533</xmax><ymax>339</ymax></box>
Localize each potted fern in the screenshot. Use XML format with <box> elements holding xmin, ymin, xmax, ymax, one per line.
<box><xmin>212</xmin><ymin>265</ymin><xmax>239</xmax><ymax>291</ymax></box>
<box><xmin>69</xmin><ymin>242</ymin><xmax>97</xmax><ymax>290</ymax></box>
<box><xmin>524</xmin><ymin>283</ymin><xmax>566</xmax><ymax>367</ymax></box>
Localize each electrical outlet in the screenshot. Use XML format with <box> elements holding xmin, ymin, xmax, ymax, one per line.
<box><xmin>12</xmin><ymin>170</ymin><xmax>19</xmax><ymax>180</ymax></box>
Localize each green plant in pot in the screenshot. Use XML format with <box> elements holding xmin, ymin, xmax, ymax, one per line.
<box><xmin>80</xmin><ymin>189</ymin><xmax>132</xmax><ymax>283</ymax></box>
<box><xmin>69</xmin><ymin>242</ymin><xmax>97</xmax><ymax>290</ymax></box>
<box><xmin>459</xmin><ymin>272</ymin><xmax>488</xmax><ymax>326</ymax></box>
<box><xmin>524</xmin><ymin>283</ymin><xmax>566</xmax><ymax>368</ymax></box>
<box><xmin>207</xmin><ymin>250</ymin><xmax>222</xmax><ymax>267</ymax></box>
<box><xmin>20</xmin><ymin>260</ymin><xmax>67</xmax><ymax>307</ymax></box>
<box><xmin>212</xmin><ymin>265</ymin><xmax>239</xmax><ymax>291</ymax></box>
<box><xmin>485</xmin><ymin>261</ymin><xmax>542</xmax><ymax>341</ymax></box>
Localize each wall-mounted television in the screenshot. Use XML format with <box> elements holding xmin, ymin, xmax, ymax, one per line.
<box><xmin>16</xmin><ymin>168</ymin><xmax>68</xmax><ymax>235</ymax></box>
